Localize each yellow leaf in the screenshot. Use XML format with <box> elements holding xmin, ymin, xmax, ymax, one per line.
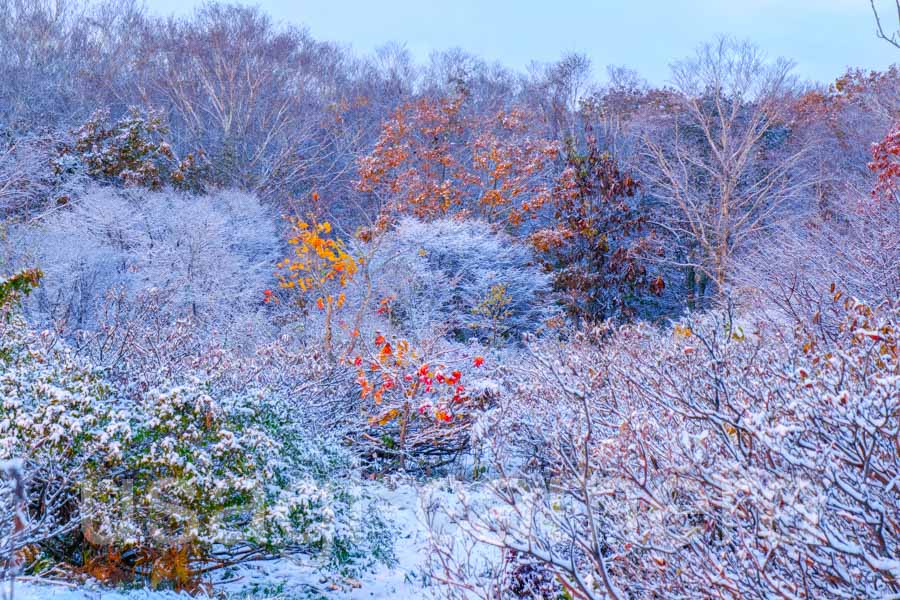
<box><xmin>371</xmin><ymin>408</ymin><xmax>400</xmax><ymax>426</ymax></box>
<box><xmin>673</xmin><ymin>324</ymin><xmax>692</xmax><ymax>338</ymax></box>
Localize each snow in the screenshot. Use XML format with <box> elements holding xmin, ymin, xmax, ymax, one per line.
<box><xmin>0</xmin><ymin>459</ymin><xmax>23</xmax><ymax>474</ymax></box>
<box><xmin>11</xmin><ymin>581</ymin><xmax>190</xmax><ymax>599</ymax></box>
<box><xmin>7</xmin><ymin>480</ymin><xmax>471</xmax><ymax>600</ymax></box>
<box><xmin>219</xmin><ymin>481</ymin><xmax>439</xmax><ymax>598</ymax></box>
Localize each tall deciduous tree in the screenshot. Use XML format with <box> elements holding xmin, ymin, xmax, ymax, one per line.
<box><xmin>357</xmin><ymin>92</ymin><xmax>558</xmax><ymax>227</ymax></box>
<box><xmin>131</xmin><ymin>4</ymin><xmax>352</xmax><ymax>200</ymax></box>
<box><xmin>530</xmin><ymin>138</ymin><xmax>653</xmax><ymax>322</ymax></box>
<box><xmin>642</xmin><ymin>38</ymin><xmax>809</xmax><ymax>303</ymax></box>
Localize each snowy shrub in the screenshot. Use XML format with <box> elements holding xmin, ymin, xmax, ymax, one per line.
<box><xmin>201</xmin><ymin>331</ymin><xmax>360</xmax><ymax>433</ymax></box>
<box><xmin>80</xmin><ymin>376</ymin><xmax>389</xmax><ymax>588</ymax></box>
<box><xmin>0</xmin><ymin>268</ymin><xmax>41</xmax><ymax>318</ymax></box>
<box><xmin>0</xmin><ymin>311</ymin><xmax>390</xmax><ymax>590</ymax></box>
<box><xmin>734</xmin><ymin>124</ymin><xmax>900</xmax><ymax>318</ymax></box>
<box><xmin>429</xmin><ymin>294</ymin><xmax>900</xmax><ymax>598</ymax></box>
<box><xmin>67</xmin><ymin>287</ymin><xmax>211</xmax><ymax>393</ymax></box>
<box><xmin>371</xmin><ymin>217</ymin><xmax>555</xmax><ymax>343</ymax></box>
<box><xmin>13</xmin><ymin>186</ymin><xmax>278</xmax><ymax>337</ymax></box>
<box><xmin>77</xmin><ymin>383</ymin><xmax>350</xmax><ymax>588</ymax></box>
<box><xmin>734</xmin><ymin>198</ymin><xmax>900</xmax><ymax>317</ymax></box>
<box><xmin>55</xmin><ymin>107</ymin><xmax>208</xmax><ymax>192</ymax></box>
<box><xmin>0</xmin><ymin>135</ymin><xmax>62</xmax><ymax>218</ymax></box>
<box><xmin>0</xmin><ymin>312</ymin><xmax>131</xmax><ymax>568</ymax></box>
<box><xmin>347</xmin><ymin>332</ymin><xmax>495</xmax><ymax>473</ymax></box>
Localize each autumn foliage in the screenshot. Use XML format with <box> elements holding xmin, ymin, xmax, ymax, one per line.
<box><xmin>357</xmin><ymin>93</ymin><xmax>559</xmax><ymax>227</ymax></box>
<box><xmin>351</xmin><ymin>333</ymin><xmax>487</xmax><ymax>471</ymax></box>
<box><xmin>531</xmin><ymin>138</ymin><xmax>653</xmax><ymax>321</ymax></box>
<box><xmin>4</xmin><ymin>4</ymin><xmax>900</xmax><ymax>597</ymax></box>
<box><xmin>277</xmin><ymin>212</ymin><xmax>360</xmax><ymax>357</ymax></box>
<box><xmin>0</xmin><ymin>268</ymin><xmax>42</xmax><ymax>313</ymax></box>
<box><xmin>870</xmin><ymin>122</ymin><xmax>900</xmax><ymax>203</ymax></box>
<box><xmin>358</xmin><ymin>94</ymin><xmax>654</xmax><ymax>322</ymax></box>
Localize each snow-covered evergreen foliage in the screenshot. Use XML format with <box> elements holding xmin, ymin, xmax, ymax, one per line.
<box><xmin>0</xmin><ymin>308</ymin><xmax>391</xmax><ymax>590</ymax></box>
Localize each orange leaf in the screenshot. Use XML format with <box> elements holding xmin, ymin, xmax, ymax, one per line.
<box><xmin>371</xmin><ymin>408</ymin><xmax>400</xmax><ymax>426</ymax></box>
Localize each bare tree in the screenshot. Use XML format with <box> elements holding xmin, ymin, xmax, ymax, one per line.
<box><xmin>130</xmin><ymin>4</ymin><xmax>356</xmax><ymax>201</ymax></box>
<box><xmin>641</xmin><ymin>38</ymin><xmax>810</xmax><ymax>304</ymax></box>
<box><xmin>522</xmin><ymin>53</ymin><xmax>592</xmax><ymax>142</ymax></box>
<box><xmin>0</xmin><ymin>138</ymin><xmax>45</xmax><ymax>217</ymax></box>
<box><xmin>0</xmin><ymin>0</ymin><xmax>144</xmax><ymax>132</ymax></box>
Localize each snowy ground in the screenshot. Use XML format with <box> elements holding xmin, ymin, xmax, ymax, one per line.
<box><xmin>11</xmin><ymin>583</ymin><xmax>189</xmax><ymax>600</ymax></box>
<box><xmin>9</xmin><ymin>479</ymin><xmax>483</xmax><ymax>600</ymax></box>
<box><xmin>219</xmin><ymin>481</ymin><xmax>436</xmax><ymax>599</ymax></box>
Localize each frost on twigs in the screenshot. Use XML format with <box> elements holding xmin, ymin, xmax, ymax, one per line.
<box><xmin>428</xmin><ymin>292</ymin><xmax>900</xmax><ymax>599</ymax></box>
<box><xmin>372</xmin><ymin>217</ymin><xmax>555</xmax><ymax>343</ymax></box>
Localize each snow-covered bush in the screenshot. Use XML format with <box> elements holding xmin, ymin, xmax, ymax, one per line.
<box><xmin>429</xmin><ymin>294</ymin><xmax>900</xmax><ymax>598</ymax></box>
<box><xmin>77</xmin><ymin>382</ymin><xmax>361</xmax><ymax>588</ymax></box>
<box><xmin>0</xmin><ymin>312</ymin><xmax>132</xmax><ymax>572</ymax></box>
<box><xmin>55</xmin><ymin>107</ymin><xmax>208</xmax><ymax>193</ymax></box>
<box><xmin>734</xmin><ymin>124</ymin><xmax>900</xmax><ymax>318</ymax></box>
<box><xmin>0</xmin><ymin>135</ymin><xmax>61</xmax><ymax>218</ymax></box>
<box><xmin>733</xmin><ymin>197</ymin><xmax>900</xmax><ymax>320</ymax></box>
<box><xmin>13</xmin><ymin>187</ymin><xmax>278</xmax><ymax>337</ymax></box>
<box><xmin>0</xmin><ymin>268</ymin><xmax>41</xmax><ymax>317</ymax></box>
<box><xmin>0</xmin><ymin>309</ymin><xmax>390</xmax><ymax>590</ymax></box>
<box><xmin>371</xmin><ymin>217</ymin><xmax>555</xmax><ymax>343</ymax></box>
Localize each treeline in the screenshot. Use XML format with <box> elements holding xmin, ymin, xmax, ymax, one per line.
<box><xmin>1</xmin><ymin>0</ymin><xmax>898</xmax><ymax>320</ymax></box>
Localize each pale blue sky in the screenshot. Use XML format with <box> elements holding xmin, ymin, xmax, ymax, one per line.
<box><xmin>146</xmin><ymin>0</ymin><xmax>898</xmax><ymax>85</ymax></box>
